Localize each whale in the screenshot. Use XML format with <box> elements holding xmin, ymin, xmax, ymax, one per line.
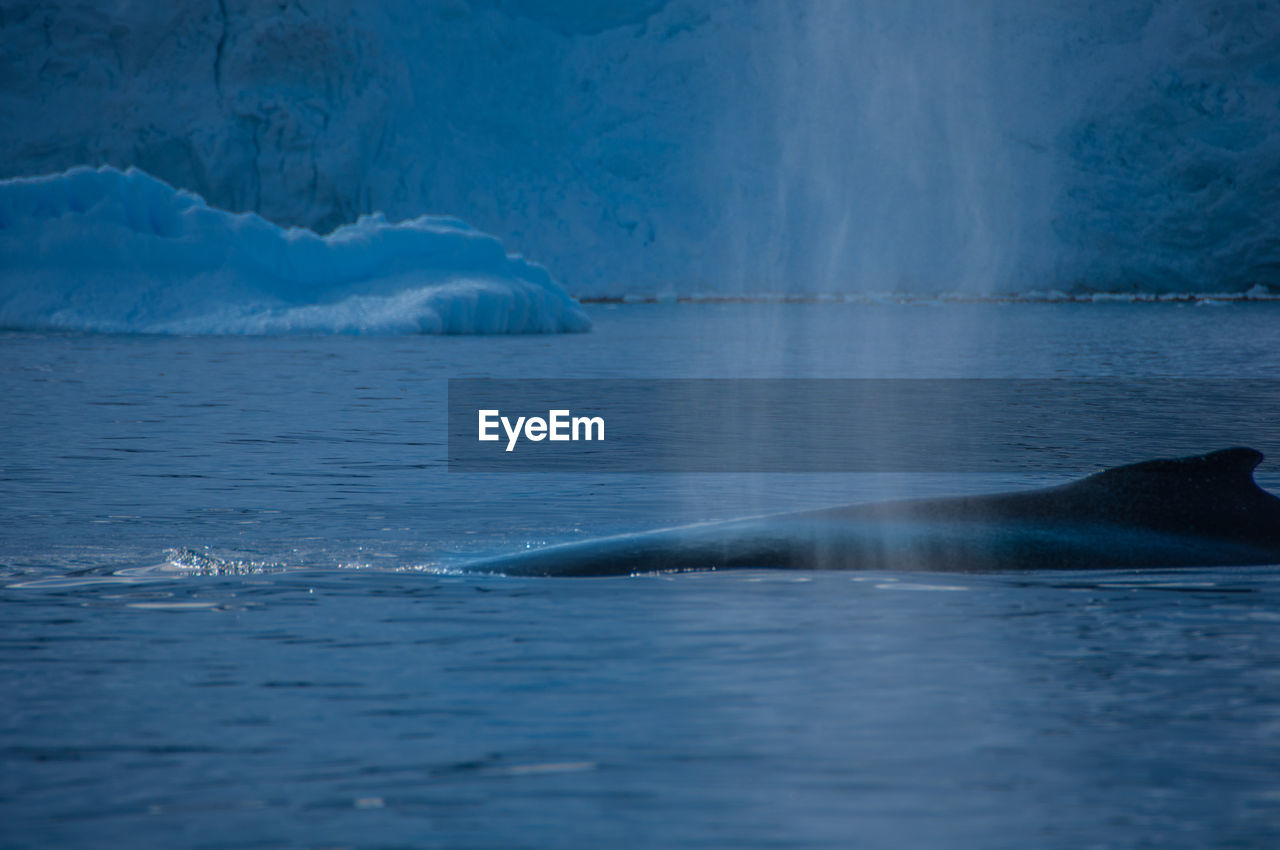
<box><xmin>465</xmin><ymin>448</ymin><xmax>1280</xmax><ymax>577</ymax></box>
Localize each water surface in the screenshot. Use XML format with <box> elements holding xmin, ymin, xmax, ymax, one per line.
<box><xmin>3</xmin><ymin>303</ymin><xmax>1279</xmax><ymax>848</ymax></box>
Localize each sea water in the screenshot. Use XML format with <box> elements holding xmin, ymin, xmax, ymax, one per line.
<box><xmin>3</xmin><ymin>303</ymin><xmax>1280</xmax><ymax>848</ymax></box>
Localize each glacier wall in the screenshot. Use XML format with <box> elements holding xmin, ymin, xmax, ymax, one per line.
<box><xmin>2</xmin><ymin>0</ymin><xmax>1278</xmax><ymax>295</ymax></box>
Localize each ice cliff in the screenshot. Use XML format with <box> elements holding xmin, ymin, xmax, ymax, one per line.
<box><xmin>0</xmin><ymin>166</ymin><xmax>590</xmax><ymax>334</ymax></box>
<box><xmin>2</xmin><ymin>0</ymin><xmax>1277</xmax><ymax>295</ymax></box>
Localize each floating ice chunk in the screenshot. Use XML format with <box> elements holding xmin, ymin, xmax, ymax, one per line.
<box><xmin>0</xmin><ymin>166</ymin><xmax>590</xmax><ymax>335</ymax></box>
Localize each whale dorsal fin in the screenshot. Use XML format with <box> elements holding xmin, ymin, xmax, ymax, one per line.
<box><xmin>1066</xmin><ymin>447</ymin><xmax>1280</xmax><ymax>544</ymax></box>
<box><xmin>1082</xmin><ymin>447</ymin><xmax>1264</xmax><ymax>493</ymax></box>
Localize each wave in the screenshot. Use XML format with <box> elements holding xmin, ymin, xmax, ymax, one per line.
<box><xmin>0</xmin><ymin>166</ymin><xmax>591</xmax><ymax>335</ymax></box>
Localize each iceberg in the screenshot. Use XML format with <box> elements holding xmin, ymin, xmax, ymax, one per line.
<box><xmin>0</xmin><ymin>166</ymin><xmax>591</xmax><ymax>335</ymax></box>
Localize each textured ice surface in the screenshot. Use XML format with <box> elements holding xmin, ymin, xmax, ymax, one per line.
<box><xmin>0</xmin><ymin>166</ymin><xmax>590</xmax><ymax>335</ymax></box>
<box><xmin>2</xmin><ymin>1</ymin><xmax>1278</xmax><ymax>295</ymax></box>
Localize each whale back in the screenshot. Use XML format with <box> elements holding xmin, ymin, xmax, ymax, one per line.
<box><xmin>469</xmin><ymin>448</ymin><xmax>1280</xmax><ymax>576</ymax></box>
<box><xmin>901</xmin><ymin>448</ymin><xmax>1280</xmax><ymax>546</ymax></box>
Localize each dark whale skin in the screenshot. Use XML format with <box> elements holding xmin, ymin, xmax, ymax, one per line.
<box><xmin>466</xmin><ymin>448</ymin><xmax>1280</xmax><ymax>577</ymax></box>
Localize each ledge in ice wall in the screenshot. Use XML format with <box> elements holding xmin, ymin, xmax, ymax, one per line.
<box><xmin>3</xmin><ymin>0</ymin><xmax>1278</xmax><ymax>294</ymax></box>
